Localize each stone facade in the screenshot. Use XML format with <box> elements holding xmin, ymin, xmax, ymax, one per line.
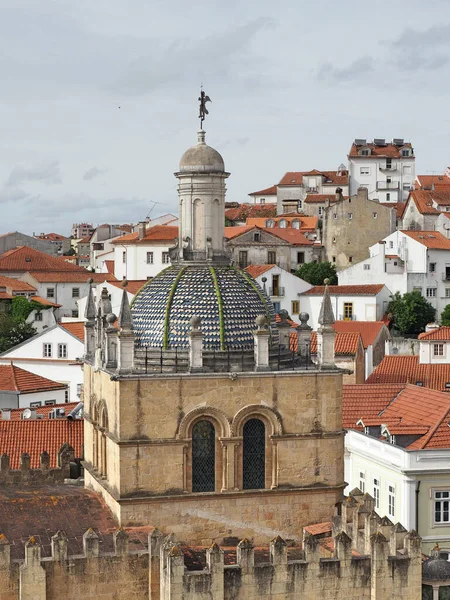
<box><xmin>323</xmin><ymin>188</ymin><xmax>395</xmax><ymax>270</ymax></box>
<box><xmin>83</xmin><ymin>366</ymin><xmax>345</xmax><ymax>545</ymax></box>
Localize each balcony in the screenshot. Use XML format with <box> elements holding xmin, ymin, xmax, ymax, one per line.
<box><xmin>379</xmin><ymin>163</ymin><xmax>397</xmax><ymax>172</ymax></box>
<box><xmin>442</xmin><ymin>272</ymin><xmax>450</xmax><ymax>282</ymax></box>
<box><xmin>376</xmin><ymin>181</ymin><xmax>400</xmax><ymax>190</ymax></box>
<box><xmin>269</xmin><ymin>287</ymin><xmax>285</xmax><ymax>297</ymax></box>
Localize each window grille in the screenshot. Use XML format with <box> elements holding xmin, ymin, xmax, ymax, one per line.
<box><xmin>243</xmin><ymin>419</ymin><xmax>265</xmax><ymax>490</ymax></box>
<box><xmin>192</xmin><ymin>421</ymin><xmax>215</xmax><ymax>492</ymax></box>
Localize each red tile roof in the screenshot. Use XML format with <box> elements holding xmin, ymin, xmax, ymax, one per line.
<box><xmin>266</xmin><ymin>228</ymin><xmax>314</xmax><ymax>246</ymax></box>
<box><xmin>290</xmin><ymin>331</ymin><xmax>362</xmax><ymax>355</ymax></box>
<box><xmin>5</xmin><ymin>402</ymin><xmax>80</xmax><ymax>420</ymax></box>
<box><xmin>333</xmin><ymin>321</ymin><xmax>387</xmax><ymax>349</ymax></box>
<box><xmin>104</xmin><ymin>260</ymin><xmax>114</xmax><ymax>274</ymax></box>
<box><xmin>366</xmin><ymin>355</ymin><xmax>450</xmax><ymax>391</ymax></box>
<box><xmin>380</xmin><ymin>202</ymin><xmax>407</xmax><ymax>219</ymax></box>
<box><xmin>224</xmin><ymin>225</ymin><xmax>255</xmax><ymax>240</ymax></box>
<box><xmin>305</xmin><ymin>194</ymin><xmax>341</xmax><ymax>204</ymax></box>
<box><xmin>248</xmin><ymin>185</ymin><xmax>277</xmax><ymax>196</ymax></box>
<box><xmin>348</xmin><ymin>142</ymin><xmax>414</xmax><ymax>158</ymax></box>
<box><xmin>108</xmin><ymin>280</ymin><xmax>148</xmax><ymax>295</ymax></box>
<box><xmin>343</xmin><ymin>384</ymin><xmax>404</xmax><ymax>429</ymax></box>
<box><xmin>28</xmin><ymin>271</ymin><xmax>116</xmax><ymax>283</ymax></box>
<box><xmin>402</xmin><ymin>230</ymin><xmax>450</xmax><ymax>249</ymax></box>
<box><xmin>246</xmin><ymin>216</ymin><xmax>318</xmax><ymax>231</ymax></box>
<box><xmin>415</xmin><ymin>175</ymin><xmax>450</xmax><ymax>190</ymax></box>
<box><xmin>419</xmin><ymin>327</ymin><xmax>450</xmax><ymax>341</ymax></box>
<box><xmin>111</xmin><ymin>225</ymin><xmax>178</xmax><ymax>245</ymax></box>
<box><xmin>245</xmin><ymin>264</ymin><xmax>275</xmax><ymax>278</ymax></box>
<box><xmin>303</xmin><ymin>522</ymin><xmax>332</xmax><ymax>536</ymax></box>
<box><xmin>303</xmin><ymin>284</ymin><xmax>385</xmax><ymax>296</ymax></box>
<box><xmin>59</xmin><ymin>322</ymin><xmax>85</xmax><ymax>342</ymax></box>
<box><xmin>32</xmin><ymin>296</ymin><xmax>62</xmax><ymax>308</ymax></box>
<box><xmin>0</xmin><ymin>364</ymin><xmax>67</xmax><ymax>394</ymax></box>
<box><xmin>0</xmin><ymin>246</ymin><xmax>87</xmax><ymax>273</ymax></box>
<box><xmin>275</xmin><ymin>313</ymin><xmax>298</xmax><ymax>328</ymax></box>
<box><xmin>0</xmin><ymin>274</ymin><xmax>36</xmax><ymax>292</ymax></box>
<box><xmin>278</xmin><ymin>170</ymin><xmax>348</xmax><ymax>186</ymax></box>
<box><xmin>225</xmin><ymin>204</ymin><xmax>277</xmax><ymax>222</ymax></box>
<box><xmin>407</xmin><ymin>190</ymin><xmax>450</xmax><ymax>215</ymax></box>
<box><xmin>278</xmin><ymin>171</ymin><xmax>304</xmax><ymax>186</ymax></box>
<box><xmin>34</xmin><ymin>233</ymin><xmax>68</xmax><ymax>241</ymax></box>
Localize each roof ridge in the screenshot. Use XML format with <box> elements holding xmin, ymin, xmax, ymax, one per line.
<box><xmin>410</xmin><ymin>399</ymin><xmax>450</xmax><ymax>450</ymax></box>
<box><xmin>377</xmin><ymin>386</ymin><xmax>405</xmax><ymax>418</ymax></box>
<box><xmin>10</xmin><ymin>362</ymin><xmax>19</xmax><ymax>392</ymax></box>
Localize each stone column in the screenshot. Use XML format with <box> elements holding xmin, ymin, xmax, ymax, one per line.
<box><xmin>188</xmin><ymin>316</ymin><xmax>203</xmax><ymax>372</ymax></box>
<box><xmin>20</xmin><ymin>538</ymin><xmax>46</xmax><ymax>600</ymax></box>
<box><xmin>254</xmin><ymin>315</ymin><xmax>270</xmax><ymax>371</ymax></box>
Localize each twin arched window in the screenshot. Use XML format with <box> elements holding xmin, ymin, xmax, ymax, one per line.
<box><xmin>191</xmin><ymin>418</ymin><xmax>266</xmax><ymax>492</ymax></box>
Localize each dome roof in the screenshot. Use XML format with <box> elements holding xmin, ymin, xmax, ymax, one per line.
<box><xmin>131</xmin><ymin>265</ymin><xmax>276</xmax><ymax>350</ymax></box>
<box><xmin>423</xmin><ymin>558</ymin><xmax>450</xmax><ymax>581</ymax></box>
<box><xmin>179</xmin><ymin>131</ymin><xmax>225</xmax><ymax>173</ymax></box>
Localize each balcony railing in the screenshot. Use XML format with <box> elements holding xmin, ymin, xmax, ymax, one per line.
<box><xmin>379</xmin><ymin>163</ymin><xmax>397</xmax><ymax>171</ymax></box>
<box><xmin>377</xmin><ymin>181</ymin><xmax>400</xmax><ymax>190</ymax></box>
<box><xmin>442</xmin><ymin>273</ymin><xmax>450</xmax><ymax>281</ymax></box>
<box><xmin>269</xmin><ymin>287</ymin><xmax>285</xmax><ymax>297</ymax></box>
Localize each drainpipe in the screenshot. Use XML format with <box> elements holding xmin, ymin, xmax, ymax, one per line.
<box><xmin>415</xmin><ymin>480</ymin><xmax>421</xmax><ymax>532</ymax></box>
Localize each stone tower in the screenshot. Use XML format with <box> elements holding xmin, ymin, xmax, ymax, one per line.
<box><xmin>83</xmin><ymin>122</ymin><xmax>345</xmax><ymax>545</ymax></box>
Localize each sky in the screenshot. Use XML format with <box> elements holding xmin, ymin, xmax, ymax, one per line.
<box><xmin>1</xmin><ymin>0</ymin><xmax>450</xmax><ymax>235</ymax></box>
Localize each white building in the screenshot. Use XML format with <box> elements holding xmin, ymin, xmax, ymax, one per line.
<box><xmin>0</xmin><ymin>323</ymin><xmax>84</xmax><ymax>402</ymax></box>
<box><xmin>348</xmin><ymin>138</ymin><xmax>415</xmax><ymax>202</ymax></box>
<box><xmin>0</xmin><ymin>363</ymin><xmax>68</xmax><ymax>410</ymax></box>
<box><xmin>245</xmin><ymin>264</ymin><xmax>312</xmax><ymax>315</ymax></box>
<box><xmin>77</xmin><ymin>280</ymin><xmax>146</xmax><ymax>321</ymax></box>
<box><xmin>299</xmin><ymin>284</ymin><xmax>392</xmax><ymax>330</ymax></box>
<box><xmin>344</xmin><ymin>383</ymin><xmax>450</xmax><ymax>554</ymax></box>
<box><xmin>247</xmin><ymin>185</ymin><xmax>277</xmax><ymax>205</ymax></box>
<box><xmin>111</xmin><ymin>223</ymin><xmax>178</xmax><ymax>280</ymax></box>
<box><xmin>402</xmin><ymin>188</ymin><xmax>450</xmax><ymax>231</ymax></box>
<box><xmin>338</xmin><ymin>230</ymin><xmax>450</xmax><ymax>322</ymax></box>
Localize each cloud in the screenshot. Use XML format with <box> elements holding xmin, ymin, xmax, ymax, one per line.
<box><xmin>0</xmin><ymin>187</ymin><xmax>30</xmax><ymax>204</ymax></box>
<box><xmin>109</xmin><ymin>17</ymin><xmax>274</xmax><ymax>95</ymax></box>
<box><xmin>316</xmin><ymin>56</ymin><xmax>375</xmax><ymax>83</ymax></box>
<box><xmin>389</xmin><ymin>24</ymin><xmax>450</xmax><ymax>50</ymax></box>
<box><xmin>5</xmin><ymin>161</ymin><xmax>62</xmax><ymax>187</ymax></box>
<box><xmin>387</xmin><ymin>24</ymin><xmax>450</xmax><ymax>72</ymax></box>
<box><xmin>83</xmin><ymin>166</ymin><xmax>108</xmax><ymax>181</ymax></box>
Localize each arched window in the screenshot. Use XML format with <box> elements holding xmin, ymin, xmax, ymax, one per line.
<box><xmin>278</xmin><ymin>219</ymin><xmax>287</xmax><ymax>228</ymax></box>
<box><xmin>291</xmin><ymin>219</ymin><xmax>300</xmax><ymax>229</ymax></box>
<box><xmin>243</xmin><ymin>419</ymin><xmax>265</xmax><ymax>489</ymax></box>
<box><xmin>265</xmin><ymin>219</ymin><xmax>275</xmax><ymax>228</ymax></box>
<box><xmin>192</xmin><ymin>420</ymin><xmax>215</xmax><ymax>492</ymax></box>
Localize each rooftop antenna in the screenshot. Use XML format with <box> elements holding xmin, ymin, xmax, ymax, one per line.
<box><xmin>198</xmin><ymin>84</ymin><xmax>211</xmax><ymax>130</ymax></box>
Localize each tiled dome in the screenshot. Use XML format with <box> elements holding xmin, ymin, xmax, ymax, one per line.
<box><xmin>131</xmin><ymin>265</ymin><xmax>276</xmax><ymax>350</ymax></box>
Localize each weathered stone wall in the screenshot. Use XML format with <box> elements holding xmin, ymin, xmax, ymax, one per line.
<box><xmin>83</xmin><ymin>366</ymin><xmax>346</xmax><ymax>544</ymax></box>
<box><xmin>0</xmin><ymin>447</ymin><xmax>73</xmax><ymax>486</ymax></box>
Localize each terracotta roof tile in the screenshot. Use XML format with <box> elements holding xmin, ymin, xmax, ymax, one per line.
<box><xmin>408</xmin><ymin>190</ymin><xmax>450</xmax><ymax>215</ymax></box>
<box><xmin>246</xmin><ymin>216</ymin><xmax>318</xmax><ymax>231</ymax></box>
<box><xmin>0</xmin><ymin>246</ymin><xmax>87</xmax><ymax>273</ymax></box>
<box><xmin>276</xmin><ymin>313</ymin><xmax>298</xmax><ymax>328</ymax></box>
<box><xmin>333</xmin><ymin>321</ymin><xmax>387</xmax><ymax>348</ymax></box>
<box><xmin>278</xmin><ymin>171</ymin><xmax>304</xmax><ymax>186</ymax></box>
<box><xmin>278</xmin><ymin>170</ymin><xmax>348</xmax><ymax>186</ymax></box>
<box><xmin>348</xmin><ymin>142</ymin><xmax>414</xmax><ymax>158</ymax></box>
<box><xmin>303</xmin><ymin>521</ymin><xmax>332</xmax><ymax>536</ymax></box>
<box><xmin>0</xmin><ymin>364</ymin><xmax>67</xmax><ymax>394</ymax></box>
<box><xmin>245</xmin><ymin>264</ymin><xmax>275</xmax><ymax>278</ymax></box>
<box><xmin>225</xmin><ymin>204</ymin><xmax>277</xmax><ymax>222</ymax></box>
<box><xmin>419</xmin><ymin>327</ymin><xmax>450</xmax><ymax>341</ymax></box>
<box><xmin>108</xmin><ymin>280</ymin><xmax>148</xmax><ymax>295</ymax></box>
<box><xmin>104</xmin><ymin>260</ymin><xmax>114</xmax><ymax>274</ymax></box>
<box><xmin>379</xmin><ymin>202</ymin><xmax>407</xmax><ymax>219</ymax></box>
<box><xmin>28</xmin><ymin>271</ymin><xmax>116</xmax><ymax>283</ymax></box>
<box><xmin>303</xmin><ymin>284</ymin><xmax>385</xmax><ymax>296</ymax></box>
<box><xmin>248</xmin><ymin>185</ymin><xmax>277</xmax><ymax>196</ymax></box>
<box><xmin>290</xmin><ymin>331</ymin><xmax>361</xmax><ymax>355</ymax></box>
<box><xmin>32</xmin><ymin>296</ymin><xmax>61</xmax><ymax>308</ymax></box>
<box><xmin>59</xmin><ymin>322</ymin><xmax>85</xmax><ymax>342</ymax></box>
<box><xmin>402</xmin><ymin>230</ymin><xmax>450</xmax><ymax>249</ymax></box>
<box><xmin>304</xmin><ymin>194</ymin><xmax>342</xmax><ymax>204</ymax></box>
<box><xmin>0</xmin><ymin>292</ymin><xmax>13</xmax><ymax>299</ymax></box>
<box><xmin>224</xmin><ymin>225</ymin><xmax>255</xmax><ymax>240</ymax></box>
<box><xmin>0</xmin><ymin>419</ymin><xmax>82</xmax><ymax>469</ymax></box>
<box><xmin>111</xmin><ymin>225</ymin><xmax>178</xmax><ymax>245</ymax></box>
<box><xmin>415</xmin><ymin>175</ymin><xmax>450</xmax><ymax>190</ymax></box>
<box><xmin>367</xmin><ymin>355</ymin><xmax>450</xmax><ymax>391</ymax></box>
<box><xmin>34</xmin><ymin>233</ymin><xmax>68</xmax><ymax>241</ymax></box>
<box><xmin>0</xmin><ymin>275</ymin><xmax>36</xmax><ymax>292</ymax></box>
<box><xmin>343</xmin><ymin>384</ymin><xmax>404</xmax><ymax>429</ymax></box>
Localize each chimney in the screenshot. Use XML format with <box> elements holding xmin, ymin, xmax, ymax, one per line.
<box><xmin>335</xmin><ymin>187</ymin><xmax>343</xmax><ymax>202</ymax></box>
<box><xmin>138</xmin><ymin>221</ymin><xmax>146</xmax><ymax>240</ymax></box>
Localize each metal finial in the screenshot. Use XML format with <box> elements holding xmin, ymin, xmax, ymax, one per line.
<box><xmin>198</xmin><ymin>87</ymin><xmax>211</xmax><ymax>130</ymax></box>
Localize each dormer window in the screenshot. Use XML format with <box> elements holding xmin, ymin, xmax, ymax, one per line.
<box><xmin>434</xmin><ymin>343</ymin><xmax>444</xmax><ymax>357</ymax></box>
<box><xmin>416</xmin><ymin>381</ymin><xmax>424</xmax><ymax>386</ymax></box>
<box><xmin>265</xmin><ymin>219</ymin><xmax>275</xmax><ymax>228</ymax></box>
<box><xmin>359</xmin><ymin>148</ymin><xmax>370</xmax><ymax>156</ymax></box>
<box><xmin>253</xmin><ymin>232</ymin><xmax>261</xmax><ymax>242</ymax></box>
<box><xmin>278</xmin><ymin>219</ymin><xmax>287</xmax><ymax>228</ymax></box>
<box><xmin>401</xmin><ymin>149</ymin><xmax>410</xmax><ymax>157</ymax></box>
<box><xmin>291</xmin><ymin>219</ymin><xmax>300</xmax><ymax>229</ymax></box>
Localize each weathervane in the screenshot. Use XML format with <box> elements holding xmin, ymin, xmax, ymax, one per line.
<box><xmin>198</xmin><ymin>85</ymin><xmax>211</xmax><ymax>129</ymax></box>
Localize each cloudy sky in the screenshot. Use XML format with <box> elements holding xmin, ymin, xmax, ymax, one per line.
<box><xmin>1</xmin><ymin>0</ymin><xmax>450</xmax><ymax>235</ymax></box>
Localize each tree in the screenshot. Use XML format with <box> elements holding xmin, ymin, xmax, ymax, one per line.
<box><xmin>441</xmin><ymin>304</ymin><xmax>450</xmax><ymax>326</ymax></box>
<box><xmin>64</xmin><ymin>247</ymin><xmax>76</xmax><ymax>256</ymax></box>
<box><xmin>0</xmin><ymin>313</ymin><xmax>36</xmax><ymax>353</ymax></box>
<box><xmin>295</xmin><ymin>262</ymin><xmax>338</xmax><ymax>286</ymax></box>
<box><xmin>387</xmin><ymin>291</ymin><xmax>436</xmax><ymax>334</ymax></box>
<box><xmin>10</xmin><ymin>296</ymin><xmax>47</xmax><ymax>321</ymax></box>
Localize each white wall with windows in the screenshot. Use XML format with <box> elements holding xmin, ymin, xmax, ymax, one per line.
<box><xmin>0</xmin><ymin>324</ymin><xmax>83</xmax><ymax>402</ymax></box>
<box><xmin>249</xmin><ymin>266</ymin><xmax>312</xmax><ymax>316</ymax></box>
<box><xmin>345</xmin><ymin>428</ymin><xmax>450</xmax><ymax>553</ymax></box>
<box><xmin>113</xmin><ymin>242</ymin><xmax>173</xmax><ymax>280</ymax></box>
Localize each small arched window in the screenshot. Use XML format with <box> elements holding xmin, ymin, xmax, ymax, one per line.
<box><xmin>243</xmin><ymin>419</ymin><xmax>265</xmax><ymax>489</ymax></box>
<box><xmin>291</xmin><ymin>219</ymin><xmax>300</xmax><ymax>229</ymax></box>
<box><xmin>265</xmin><ymin>219</ymin><xmax>275</xmax><ymax>228</ymax></box>
<box><xmin>278</xmin><ymin>219</ymin><xmax>287</xmax><ymax>228</ymax></box>
<box><xmin>192</xmin><ymin>420</ymin><xmax>215</xmax><ymax>492</ymax></box>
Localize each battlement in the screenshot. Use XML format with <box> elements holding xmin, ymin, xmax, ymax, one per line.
<box><xmin>0</xmin><ymin>500</ymin><xmax>422</xmax><ymax>600</ymax></box>
<box><xmin>0</xmin><ymin>444</ymin><xmax>74</xmax><ymax>486</ymax></box>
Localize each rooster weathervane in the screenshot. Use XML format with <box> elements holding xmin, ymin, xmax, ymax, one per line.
<box><xmin>198</xmin><ymin>86</ymin><xmax>211</xmax><ymax>129</ymax></box>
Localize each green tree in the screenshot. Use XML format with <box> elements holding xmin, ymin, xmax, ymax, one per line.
<box><xmin>295</xmin><ymin>262</ymin><xmax>338</xmax><ymax>286</ymax></box>
<box><xmin>441</xmin><ymin>304</ymin><xmax>450</xmax><ymax>326</ymax></box>
<box><xmin>64</xmin><ymin>247</ymin><xmax>76</xmax><ymax>256</ymax></box>
<box><xmin>0</xmin><ymin>313</ymin><xmax>36</xmax><ymax>353</ymax></box>
<box><xmin>387</xmin><ymin>291</ymin><xmax>436</xmax><ymax>334</ymax></box>
<box><xmin>10</xmin><ymin>296</ymin><xmax>47</xmax><ymax>321</ymax></box>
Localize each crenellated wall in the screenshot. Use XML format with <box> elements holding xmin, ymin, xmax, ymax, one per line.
<box><xmin>0</xmin><ymin>446</ymin><xmax>74</xmax><ymax>487</ymax></box>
